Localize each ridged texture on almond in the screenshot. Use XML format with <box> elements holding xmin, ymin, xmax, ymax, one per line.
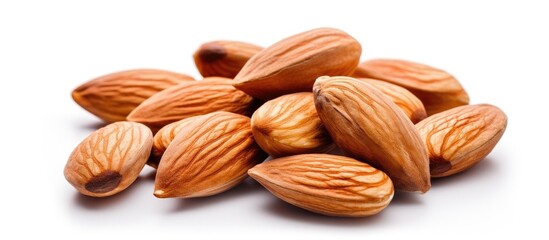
<box><xmin>357</xmin><ymin>78</ymin><xmax>427</xmax><ymax>123</ymax></box>
<box><xmin>148</xmin><ymin>117</ymin><xmax>195</xmax><ymax>168</ymax></box>
<box><xmin>251</xmin><ymin>92</ymin><xmax>333</xmax><ymax>157</ymax></box>
<box><xmin>194</xmin><ymin>40</ymin><xmax>263</xmax><ymax>78</ymax></box>
<box><xmin>72</xmin><ymin>69</ymin><xmax>194</xmax><ymax>123</ymax></box>
<box><xmin>127</xmin><ymin>77</ymin><xmax>254</xmax><ymax>130</ymax></box>
<box><xmin>416</xmin><ymin>104</ymin><xmax>507</xmax><ymax>177</ymax></box>
<box><xmin>248</xmin><ymin>154</ymin><xmax>394</xmax><ymax>217</ymax></box>
<box><xmin>352</xmin><ymin>59</ymin><xmax>469</xmax><ymax>115</ymax></box>
<box><xmin>64</xmin><ymin>122</ymin><xmax>153</xmax><ymax>197</ymax></box>
<box><xmin>314</xmin><ymin>76</ymin><xmax>430</xmax><ymax>192</ymax></box>
<box><xmin>233</xmin><ymin>28</ymin><xmax>361</xmax><ymax>100</ymax></box>
<box><xmin>154</xmin><ymin>111</ymin><xmax>267</xmax><ymax>198</ymax></box>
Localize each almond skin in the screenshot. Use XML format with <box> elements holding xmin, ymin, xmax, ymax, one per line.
<box><xmin>357</xmin><ymin>78</ymin><xmax>427</xmax><ymax>123</ymax></box>
<box><xmin>154</xmin><ymin>111</ymin><xmax>267</xmax><ymax>198</ymax></box>
<box><xmin>248</xmin><ymin>154</ymin><xmax>394</xmax><ymax>217</ymax></box>
<box><xmin>233</xmin><ymin>28</ymin><xmax>361</xmax><ymax>100</ymax></box>
<box><xmin>148</xmin><ymin>117</ymin><xmax>195</xmax><ymax>168</ymax></box>
<box><xmin>64</xmin><ymin>122</ymin><xmax>153</xmax><ymax>197</ymax></box>
<box><xmin>251</xmin><ymin>92</ymin><xmax>333</xmax><ymax>157</ymax></box>
<box><xmin>416</xmin><ymin>104</ymin><xmax>507</xmax><ymax>177</ymax></box>
<box><xmin>352</xmin><ymin>59</ymin><xmax>469</xmax><ymax>115</ymax></box>
<box><xmin>72</xmin><ymin>69</ymin><xmax>194</xmax><ymax>123</ymax></box>
<box><xmin>314</xmin><ymin>76</ymin><xmax>430</xmax><ymax>192</ymax></box>
<box><xmin>127</xmin><ymin>77</ymin><xmax>254</xmax><ymax>131</ymax></box>
<box><xmin>194</xmin><ymin>40</ymin><xmax>263</xmax><ymax>78</ymax></box>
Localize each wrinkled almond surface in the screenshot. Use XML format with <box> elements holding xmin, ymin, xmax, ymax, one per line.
<box><xmin>314</xmin><ymin>76</ymin><xmax>430</xmax><ymax>192</ymax></box>
<box><xmin>251</xmin><ymin>92</ymin><xmax>333</xmax><ymax>157</ymax></box>
<box><xmin>127</xmin><ymin>77</ymin><xmax>254</xmax><ymax>130</ymax></box>
<box><xmin>194</xmin><ymin>40</ymin><xmax>263</xmax><ymax>78</ymax></box>
<box><xmin>248</xmin><ymin>154</ymin><xmax>394</xmax><ymax>217</ymax></box>
<box><xmin>64</xmin><ymin>121</ymin><xmax>153</xmax><ymax>197</ymax></box>
<box><xmin>154</xmin><ymin>111</ymin><xmax>267</xmax><ymax>198</ymax></box>
<box><xmin>357</xmin><ymin>78</ymin><xmax>427</xmax><ymax>123</ymax></box>
<box><xmin>352</xmin><ymin>59</ymin><xmax>469</xmax><ymax>115</ymax></box>
<box><xmin>234</xmin><ymin>28</ymin><xmax>361</xmax><ymax>100</ymax></box>
<box><xmin>416</xmin><ymin>104</ymin><xmax>507</xmax><ymax>177</ymax></box>
<box><xmin>72</xmin><ymin>69</ymin><xmax>194</xmax><ymax>122</ymax></box>
<box><xmin>149</xmin><ymin>117</ymin><xmax>195</xmax><ymax>168</ymax></box>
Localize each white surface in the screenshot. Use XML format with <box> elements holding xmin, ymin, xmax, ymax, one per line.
<box><xmin>1</xmin><ymin>0</ymin><xmax>546</xmax><ymax>239</ymax></box>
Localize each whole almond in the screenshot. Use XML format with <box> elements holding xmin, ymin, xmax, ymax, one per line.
<box><xmin>127</xmin><ymin>77</ymin><xmax>254</xmax><ymax>131</ymax></box>
<box><xmin>233</xmin><ymin>28</ymin><xmax>361</xmax><ymax>100</ymax></box>
<box><xmin>357</xmin><ymin>78</ymin><xmax>427</xmax><ymax>123</ymax></box>
<box><xmin>154</xmin><ymin>111</ymin><xmax>267</xmax><ymax>198</ymax></box>
<box><xmin>248</xmin><ymin>154</ymin><xmax>394</xmax><ymax>217</ymax></box>
<box><xmin>64</xmin><ymin>121</ymin><xmax>153</xmax><ymax>197</ymax></box>
<box><xmin>416</xmin><ymin>104</ymin><xmax>507</xmax><ymax>177</ymax></box>
<box><xmin>148</xmin><ymin>117</ymin><xmax>195</xmax><ymax>168</ymax></box>
<box><xmin>314</xmin><ymin>76</ymin><xmax>430</xmax><ymax>192</ymax></box>
<box><xmin>194</xmin><ymin>40</ymin><xmax>263</xmax><ymax>78</ymax></box>
<box><xmin>251</xmin><ymin>92</ymin><xmax>333</xmax><ymax>157</ymax></box>
<box><xmin>352</xmin><ymin>59</ymin><xmax>469</xmax><ymax>115</ymax></box>
<box><xmin>72</xmin><ymin>69</ymin><xmax>194</xmax><ymax>123</ymax></box>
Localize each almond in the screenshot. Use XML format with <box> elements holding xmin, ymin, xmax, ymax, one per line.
<box><xmin>251</xmin><ymin>92</ymin><xmax>333</xmax><ymax>157</ymax></box>
<box><xmin>248</xmin><ymin>154</ymin><xmax>394</xmax><ymax>217</ymax></box>
<box><xmin>352</xmin><ymin>59</ymin><xmax>469</xmax><ymax>115</ymax></box>
<box><xmin>416</xmin><ymin>104</ymin><xmax>507</xmax><ymax>177</ymax></box>
<box><xmin>314</xmin><ymin>76</ymin><xmax>430</xmax><ymax>192</ymax></box>
<box><xmin>64</xmin><ymin>121</ymin><xmax>153</xmax><ymax>197</ymax></box>
<box><xmin>233</xmin><ymin>28</ymin><xmax>361</xmax><ymax>100</ymax></box>
<box><xmin>194</xmin><ymin>40</ymin><xmax>263</xmax><ymax>78</ymax></box>
<box><xmin>154</xmin><ymin>111</ymin><xmax>267</xmax><ymax>198</ymax></box>
<box><xmin>127</xmin><ymin>77</ymin><xmax>254</xmax><ymax>131</ymax></box>
<box><xmin>357</xmin><ymin>78</ymin><xmax>427</xmax><ymax>123</ymax></box>
<box><xmin>72</xmin><ymin>69</ymin><xmax>194</xmax><ymax>123</ymax></box>
<box><xmin>148</xmin><ymin>117</ymin><xmax>195</xmax><ymax>168</ymax></box>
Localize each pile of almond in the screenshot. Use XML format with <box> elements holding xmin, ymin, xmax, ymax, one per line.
<box><xmin>65</xmin><ymin>28</ymin><xmax>507</xmax><ymax>217</ymax></box>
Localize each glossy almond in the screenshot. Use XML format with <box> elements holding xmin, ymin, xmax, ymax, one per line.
<box><xmin>127</xmin><ymin>77</ymin><xmax>254</xmax><ymax>130</ymax></box>
<box><xmin>314</xmin><ymin>76</ymin><xmax>430</xmax><ymax>192</ymax></box>
<box><xmin>194</xmin><ymin>40</ymin><xmax>263</xmax><ymax>78</ymax></box>
<box><xmin>248</xmin><ymin>154</ymin><xmax>394</xmax><ymax>217</ymax></box>
<box><xmin>148</xmin><ymin>117</ymin><xmax>195</xmax><ymax>168</ymax></box>
<box><xmin>416</xmin><ymin>104</ymin><xmax>507</xmax><ymax>177</ymax></box>
<box><xmin>64</xmin><ymin>122</ymin><xmax>153</xmax><ymax>197</ymax></box>
<box><xmin>234</xmin><ymin>28</ymin><xmax>361</xmax><ymax>100</ymax></box>
<box><xmin>251</xmin><ymin>92</ymin><xmax>333</xmax><ymax>157</ymax></box>
<box><xmin>357</xmin><ymin>78</ymin><xmax>427</xmax><ymax>123</ymax></box>
<box><xmin>154</xmin><ymin>111</ymin><xmax>267</xmax><ymax>198</ymax></box>
<box><xmin>352</xmin><ymin>59</ymin><xmax>469</xmax><ymax>115</ymax></box>
<box><xmin>72</xmin><ymin>69</ymin><xmax>194</xmax><ymax>123</ymax></box>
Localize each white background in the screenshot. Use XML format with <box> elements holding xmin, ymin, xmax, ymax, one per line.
<box><xmin>1</xmin><ymin>0</ymin><xmax>547</xmax><ymax>239</ymax></box>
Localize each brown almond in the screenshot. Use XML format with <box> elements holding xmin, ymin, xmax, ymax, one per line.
<box><xmin>194</xmin><ymin>40</ymin><xmax>263</xmax><ymax>78</ymax></box>
<box><xmin>314</xmin><ymin>76</ymin><xmax>430</xmax><ymax>192</ymax></box>
<box><xmin>64</xmin><ymin>121</ymin><xmax>153</xmax><ymax>197</ymax></box>
<box><xmin>251</xmin><ymin>92</ymin><xmax>333</xmax><ymax>157</ymax></box>
<box><xmin>154</xmin><ymin>111</ymin><xmax>267</xmax><ymax>198</ymax></box>
<box><xmin>416</xmin><ymin>104</ymin><xmax>507</xmax><ymax>177</ymax></box>
<box><xmin>72</xmin><ymin>69</ymin><xmax>194</xmax><ymax>123</ymax></box>
<box><xmin>352</xmin><ymin>59</ymin><xmax>469</xmax><ymax>115</ymax></box>
<box><xmin>127</xmin><ymin>77</ymin><xmax>254</xmax><ymax>131</ymax></box>
<box><xmin>148</xmin><ymin>117</ymin><xmax>195</xmax><ymax>168</ymax></box>
<box><xmin>357</xmin><ymin>78</ymin><xmax>427</xmax><ymax>123</ymax></box>
<box><xmin>248</xmin><ymin>154</ymin><xmax>394</xmax><ymax>217</ymax></box>
<box><xmin>233</xmin><ymin>28</ymin><xmax>361</xmax><ymax>100</ymax></box>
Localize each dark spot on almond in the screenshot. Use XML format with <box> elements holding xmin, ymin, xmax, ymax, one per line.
<box><xmin>199</xmin><ymin>43</ymin><xmax>227</xmax><ymax>62</ymax></box>
<box><xmin>85</xmin><ymin>170</ymin><xmax>122</xmax><ymax>193</ymax></box>
<box><xmin>430</xmin><ymin>156</ymin><xmax>452</xmax><ymax>175</ymax></box>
